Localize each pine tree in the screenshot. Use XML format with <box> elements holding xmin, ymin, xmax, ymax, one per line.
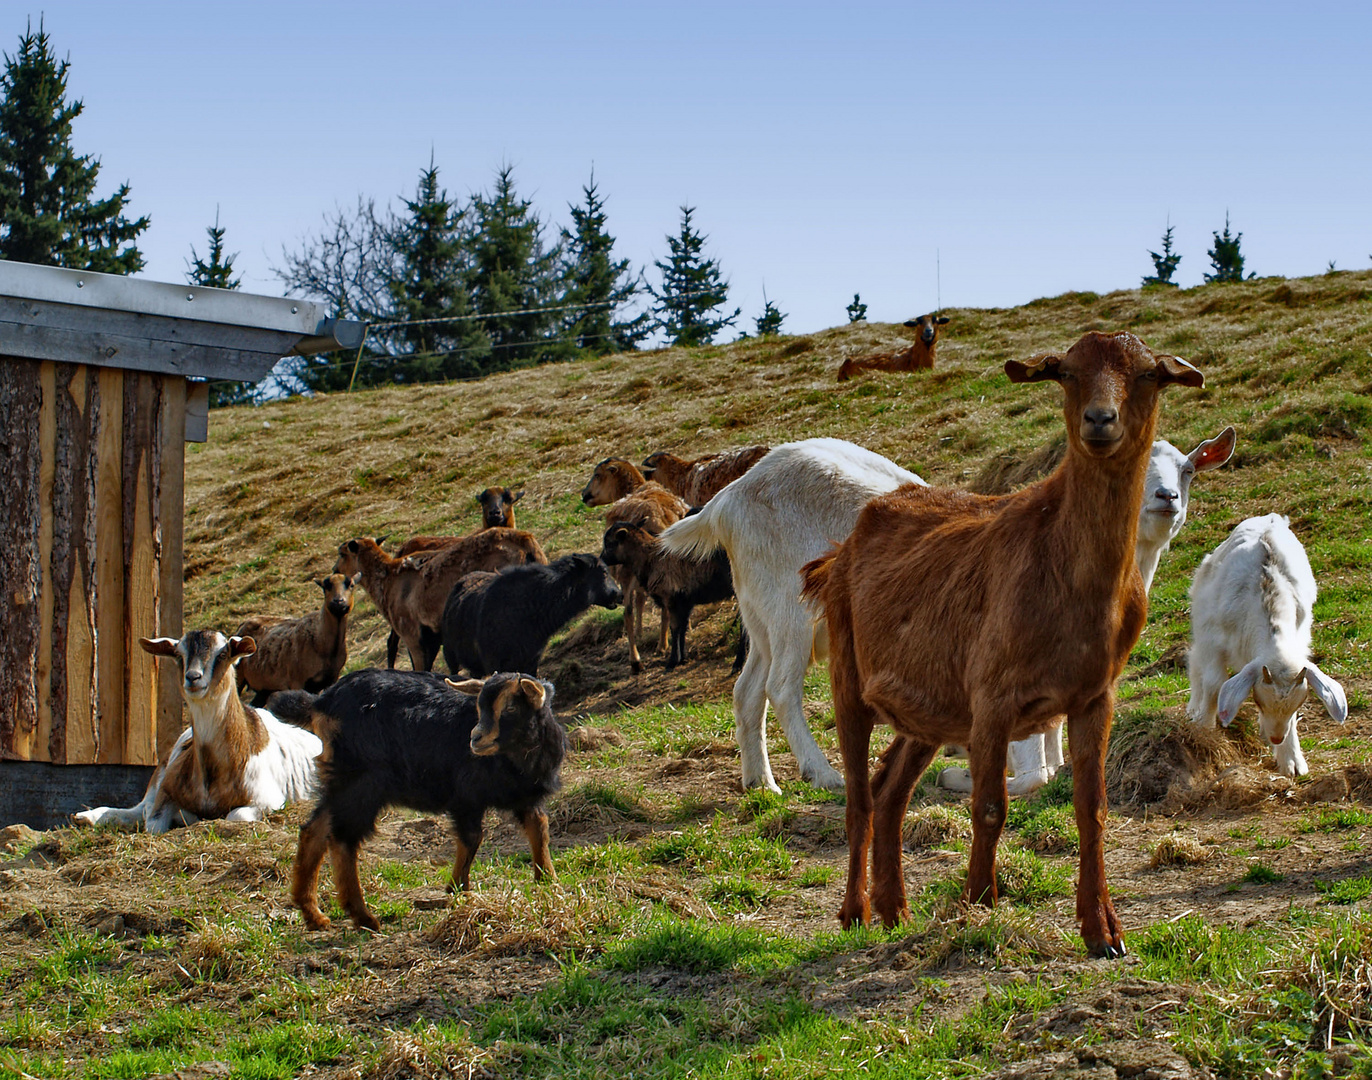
<box><xmin>846</xmin><ymin>293</ymin><xmax>867</xmax><ymax>322</ymax></box>
<box><xmin>0</xmin><ymin>20</ymin><xmax>148</xmax><ymax>272</ymax></box>
<box><xmin>466</xmin><ymin>165</ymin><xmax>567</xmax><ymax>371</ymax></box>
<box><xmin>1143</xmin><ymin>223</ymin><xmax>1181</xmax><ymax>287</ymax></box>
<box><xmin>379</xmin><ymin>159</ymin><xmax>488</xmax><ymax>382</ymax></box>
<box><xmin>560</xmin><ymin>173</ymin><xmax>648</xmax><ymax>354</ymax></box>
<box><xmin>187</xmin><ymin>211</ymin><xmax>251</xmax><ymax>406</ymax></box>
<box><xmin>754</xmin><ymin>292</ymin><xmax>785</xmax><ymax>337</ymax></box>
<box><xmin>1205</xmin><ymin>213</ymin><xmax>1252</xmax><ymax>283</ymax></box>
<box><xmin>649</xmin><ymin>205</ymin><xmax>739</xmax><ymax>347</ymax></box>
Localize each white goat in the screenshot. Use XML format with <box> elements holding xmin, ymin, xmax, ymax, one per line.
<box><xmin>939</xmin><ymin>426</ymin><xmax>1237</xmax><ymax>795</ymax></box>
<box><xmin>658</xmin><ymin>438</ymin><xmax>924</xmax><ymax>793</ymax></box>
<box><xmin>73</xmin><ymin>631</ymin><xmax>321</xmax><ymax>832</ymax></box>
<box><xmin>1187</xmin><ymin>514</ymin><xmax>1347</xmax><ymax>777</ymax></box>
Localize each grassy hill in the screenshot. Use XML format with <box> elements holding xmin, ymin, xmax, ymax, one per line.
<box><xmin>5</xmin><ymin>271</ymin><xmax>1372</xmax><ymax>1079</ymax></box>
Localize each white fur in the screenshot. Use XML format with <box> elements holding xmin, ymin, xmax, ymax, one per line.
<box><xmin>939</xmin><ymin>427</ymin><xmax>1236</xmax><ymax>795</ymax></box>
<box><xmin>73</xmin><ymin>632</ymin><xmax>321</xmax><ymax>832</ymax></box>
<box><xmin>1186</xmin><ymin>514</ymin><xmax>1346</xmax><ymax>777</ymax></box>
<box><xmin>659</xmin><ymin>438</ymin><xmax>924</xmax><ymax>793</ymax></box>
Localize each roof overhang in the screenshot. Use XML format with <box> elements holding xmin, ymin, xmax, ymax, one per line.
<box><xmin>0</xmin><ymin>261</ymin><xmax>365</xmax><ymax>382</ymax></box>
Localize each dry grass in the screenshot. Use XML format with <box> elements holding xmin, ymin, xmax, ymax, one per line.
<box><xmin>1149</xmin><ymin>831</ymin><xmax>1213</xmax><ymax>868</ymax></box>
<box><xmin>903</xmin><ymin>804</ymin><xmax>971</xmax><ymax>849</ymax></box>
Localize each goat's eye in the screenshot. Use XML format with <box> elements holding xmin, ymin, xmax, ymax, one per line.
<box><xmin>1138</xmin><ymin>370</ymin><xmax>1158</xmax><ymax>382</ymax></box>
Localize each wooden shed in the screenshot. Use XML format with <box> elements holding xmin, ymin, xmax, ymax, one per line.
<box><xmin>0</xmin><ymin>261</ymin><xmax>363</xmax><ymax>828</ymax></box>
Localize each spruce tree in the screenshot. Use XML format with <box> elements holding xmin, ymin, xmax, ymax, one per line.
<box><xmin>650</xmin><ymin>205</ymin><xmax>739</xmax><ymax>347</ymax></box>
<box><xmin>0</xmin><ymin>20</ymin><xmax>148</xmax><ymax>272</ymax></box>
<box><xmin>846</xmin><ymin>293</ymin><xmax>867</xmax><ymax>322</ymax></box>
<box><xmin>1143</xmin><ymin>223</ymin><xmax>1181</xmax><ymax>287</ymax></box>
<box><xmin>466</xmin><ymin>165</ymin><xmax>566</xmax><ymax>370</ymax></box>
<box><xmin>560</xmin><ymin>174</ymin><xmax>648</xmax><ymax>354</ymax></box>
<box><xmin>380</xmin><ymin>160</ymin><xmax>488</xmax><ymax>382</ymax></box>
<box><xmin>1205</xmin><ymin>213</ymin><xmax>1252</xmax><ymax>283</ymax></box>
<box><xmin>754</xmin><ymin>292</ymin><xmax>785</xmax><ymax>337</ymax></box>
<box><xmin>187</xmin><ymin>211</ymin><xmax>251</xmax><ymax>406</ymax></box>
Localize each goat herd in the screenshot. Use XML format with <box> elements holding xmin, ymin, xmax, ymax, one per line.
<box><xmin>73</xmin><ymin>330</ymin><xmax>1350</xmax><ymax>958</ymax></box>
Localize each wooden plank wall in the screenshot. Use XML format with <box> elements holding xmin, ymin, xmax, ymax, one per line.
<box><xmin>0</xmin><ymin>356</ymin><xmax>186</xmax><ymax>766</ymax></box>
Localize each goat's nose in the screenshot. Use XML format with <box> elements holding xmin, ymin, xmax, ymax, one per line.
<box><xmin>1155</xmin><ymin>486</ymin><xmax>1179</xmax><ymax>503</ymax></box>
<box><xmin>1083</xmin><ymin>406</ymin><xmax>1118</xmax><ymax>427</ymax></box>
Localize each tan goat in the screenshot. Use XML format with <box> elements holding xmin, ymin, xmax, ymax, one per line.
<box><xmin>836</xmin><ymin>313</ymin><xmax>949</xmax><ymax>382</ymax></box>
<box><xmin>640</xmin><ymin>446</ymin><xmax>771</xmax><ymax>506</ymax></box>
<box><xmin>336</xmin><ymin>528</ymin><xmax>547</xmax><ymax>671</ymax></box>
<box><xmin>234</xmin><ymin>572</ymin><xmax>360</xmax><ymax>706</ymax></box>
<box><xmin>802</xmin><ymin>331</ymin><xmax>1203</xmax><ymax>958</ymax></box>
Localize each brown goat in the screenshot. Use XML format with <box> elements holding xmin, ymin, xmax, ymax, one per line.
<box><xmin>234</xmin><ymin>573</ymin><xmax>360</xmax><ymax>706</ymax></box>
<box><xmin>602</xmin><ymin>482</ymin><xmax>689</xmax><ymax>671</ymax></box>
<box><xmin>801</xmin><ymin>331</ymin><xmax>1203</xmax><ymax>958</ymax></box>
<box><xmin>336</xmin><ymin>529</ymin><xmax>548</xmax><ymax>671</ymax></box>
<box><xmin>836</xmin><ymin>313</ymin><xmax>950</xmax><ymax>382</ymax></box>
<box><xmin>641</xmin><ymin>445</ymin><xmax>770</xmax><ymax>506</ymax></box>
<box><xmin>580</xmin><ymin>458</ymin><xmax>646</xmax><ymax>507</ymax></box>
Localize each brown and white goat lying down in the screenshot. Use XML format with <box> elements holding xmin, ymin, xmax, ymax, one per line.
<box><xmin>803</xmin><ymin>331</ymin><xmax>1203</xmax><ymax>958</ymax></box>
<box><xmin>274</xmin><ymin>669</ymin><xmax>566</xmax><ymax>932</ymax></box>
<box><xmin>73</xmin><ymin>631</ymin><xmax>322</xmax><ymax>832</ymax></box>
<box><xmin>836</xmin><ymin>312</ymin><xmax>949</xmax><ymax>382</ymax></box>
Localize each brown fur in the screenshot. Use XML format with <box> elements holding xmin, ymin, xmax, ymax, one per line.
<box><xmin>476</xmin><ymin>486</ymin><xmax>522</xmax><ymax>529</ymax></box>
<box><xmin>234</xmin><ymin>573</ymin><xmax>357</xmax><ymax>703</ymax></box>
<box><xmin>836</xmin><ymin>313</ymin><xmax>949</xmax><ymax>382</ymax></box>
<box><xmin>802</xmin><ymin>331</ymin><xmax>1203</xmax><ymax>958</ymax></box>
<box><xmin>581</xmin><ymin>458</ymin><xmax>646</xmax><ymax>507</ymax></box>
<box><xmin>335</xmin><ymin>528</ymin><xmax>549</xmax><ymax>671</ymax></box>
<box><xmin>641</xmin><ymin>445</ymin><xmax>770</xmax><ymax>506</ymax></box>
<box><xmin>603</xmin><ymin>482</ymin><xmax>689</xmax><ymax>673</ymax></box>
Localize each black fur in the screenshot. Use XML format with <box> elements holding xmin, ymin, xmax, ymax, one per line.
<box><xmin>441</xmin><ymin>553</ymin><xmax>622</xmax><ymax>677</ymax></box>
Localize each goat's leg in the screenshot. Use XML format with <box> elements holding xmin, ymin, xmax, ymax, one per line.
<box><xmin>869</xmin><ymin>736</ymin><xmax>938</xmax><ymax>927</ymax></box>
<box><xmin>965</xmin><ymin>714</ymin><xmax>1011</xmax><ymax>907</ymax></box>
<box><xmin>1186</xmin><ymin>646</ymin><xmax>1225</xmax><ymax>725</ymax></box>
<box><xmin>766</xmin><ymin>620</ymin><xmax>844</xmax><ymax>792</ymax></box>
<box><xmin>1069</xmin><ymin>694</ymin><xmax>1125</xmax><ymax>958</ymax></box>
<box><xmin>447</xmin><ymin>815</ymin><xmax>483</xmax><ymax>893</ymax></box>
<box><xmin>386</xmin><ymin>630</ymin><xmax>400</xmax><ymax>670</ymax></box>
<box><xmin>519</xmin><ymin>809</ymin><xmax>556</xmax><ymax>882</ymax></box>
<box><xmin>625</xmin><ymin>581</ymin><xmax>644</xmax><ymax>673</ymax></box>
<box><xmin>293</xmin><ymin>809</ymin><xmax>333</xmax><ymax>930</ymax></box>
<box><xmin>331</xmin><ymin>840</ymin><xmax>380</xmax><ymax>932</ymax></box>
<box><xmin>665</xmin><ymin>602</ymin><xmax>689</xmax><ymax>669</ymax></box>
<box><xmin>830</xmin><ymin>615</ymin><xmax>875</xmax><ymax>928</ymax></box>
<box><xmin>1005</xmin><ymin>733</ymin><xmax>1052</xmax><ymax>796</ymax></box>
<box><xmin>733</xmin><ymin>616</ymin><xmax>778</xmax><ymax>792</ymax></box>
<box><xmin>1045</xmin><ymin>723</ymin><xmax>1065</xmax><ymax>774</ymax></box>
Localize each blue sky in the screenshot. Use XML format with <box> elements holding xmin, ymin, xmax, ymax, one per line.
<box><xmin>25</xmin><ymin>1</ymin><xmax>1372</xmax><ymax>338</ymax></box>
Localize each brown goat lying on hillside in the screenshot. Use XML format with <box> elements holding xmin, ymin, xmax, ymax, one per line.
<box><xmin>641</xmin><ymin>445</ymin><xmax>770</xmax><ymax>506</ymax></box>
<box><xmin>836</xmin><ymin>313</ymin><xmax>949</xmax><ymax>382</ymax></box>
<box><xmin>234</xmin><ymin>573</ymin><xmax>360</xmax><ymax>706</ymax></box>
<box><xmin>335</xmin><ymin>529</ymin><xmax>547</xmax><ymax>671</ymax></box>
<box><xmin>802</xmin><ymin>331</ymin><xmax>1203</xmax><ymax>958</ymax></box>
<box><xmin>580</xmin><ymin>458</ymin><xmax>645</xmax><ymax>506</ymax></box>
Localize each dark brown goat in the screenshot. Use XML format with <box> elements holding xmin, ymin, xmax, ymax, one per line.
<box><xmin>836</xmin><ymin>313</ymin><xmax>950</xmax><ymax>382</ymax></box>
<box><xmin>641</xmin><ymin>445</ymin><xmax>770</xmax><ymax>506</ymax></box>
<box><xmin>802</xmin><ymin>331</ymin><xmax>1203</xmax><ymax>958</ymax></box>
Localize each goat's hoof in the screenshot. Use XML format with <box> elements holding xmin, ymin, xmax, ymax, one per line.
<box><xmin>1086</xmin><ymin>937</ymin><xmax>1128</xmax><ymax>959</ymax></box>
<box><xmin>301</xmin><ymin>911</ymin><xmax>331</xmax><ymax>931</ymax></box>
<box><xmin>837</xmin><ymin>897</ymin><xmax>870</xmax><ymax>930</ymax></box>
<box><xmin>805</xmin><ymin>766</ymin><xmax>846</xmax><ymax>793</ymax></box>
<box><xmin>353</xmin><ymin>912</ymin><xmax>382</xmax><ymax>933</ymax></box>
<box><xmin>629</xmin><ymin>660</ymin><xmax>642</xmax><ymax>675</ymax></box>
<box><xmin>1080</xmin><ymin>900</ymin><xmax>1125</xmax><ymax>958</ymax></box>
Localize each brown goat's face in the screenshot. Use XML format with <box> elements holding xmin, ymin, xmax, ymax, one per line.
<box><xmin>903</xmin><ymin>313</ymin><xmax>950</xmax><ymax>346</ymax></box>
<box><xmin>319</xmin><ymin>573</ymin><xmax>357</xmax><ymax>618</ymax></box>
<box><xmin>449</xmin><ymin>674</ymin><xmax>549</xmax><ymax>756</ymax></box>
<box><xmin>599</xmin><ymin>523</ymin><xmax>648</xmax><ymax>567</ymax></box>
<box><xmin>140</xmin><ymin>630</ymin><xmax>255</xmax><ymax>701</ymax></box>
<box><xmin>476</xmin><ymin>487</ymin><xmax>521</xmax><ymax>528</ymax></box>
<box><xmin>581</xmin><ymin>459</ymin><xmax>634</xmax><ymax>506</ymax></box>
<box><xmin>640</xmin><ymin>451</ymin><xmax>670</xmax><ymax>482</ymax></box>
<box><xmin>1006</xmin><ymin>332</ymin><xmax>1203</xmax><ymax>460</ymax></box>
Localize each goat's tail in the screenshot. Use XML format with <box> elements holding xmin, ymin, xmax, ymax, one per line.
<box><xmin>658</xmin><ymin>499</ymin><xmax>726</xmax><ymax>561</ymax></box>
<box><xmin>799</xmin><ymin>549</ymin><xmax>839</xmax><ymax>604</ymax></box>
<box><xmin>265</xmin><ymin>689</ymin><xmax>319</xmax><ymax>729</ymax></box>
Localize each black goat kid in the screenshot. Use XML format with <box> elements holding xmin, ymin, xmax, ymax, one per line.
<box><xmin>277</xmin><ymin>669</ymin><xmax>565</xmax><ymax>931</ymax></box>
<box><xmin>441</xmin><ymin>553</ymin><xmax>621</xmax><ymax>677</ymax></box>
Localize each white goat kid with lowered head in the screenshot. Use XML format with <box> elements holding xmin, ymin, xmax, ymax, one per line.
<box><xmin>939</xmin><ymin>426</ymin><xmax>1237</xmax><ymax>795</ymax></box>
<box><xmin>1187</xmin><ymin>514</ymin><xmax>1347</xmax><ymax>777</ymax></box>
<box><xmin>73</xmin><ymin>631</ymin><xmax>321</xmax><ymax>832</ymax></box>
<box><xmin>658</xmin><ymin>438</ymin><xmax>925</xmax><ymax>793</ymax></box>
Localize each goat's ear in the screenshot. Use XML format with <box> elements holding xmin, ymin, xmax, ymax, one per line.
<box><xmin>510</xmin><ymin>490</ymin><xmax>524</xmax><ymax>504</ymax></box>
<box><xmin>317</xmin><ymin>577</ymin><xmax>330</xmax><ymax>592</ymax></box>
<box><xmin>229</xmin><ymin>636</ymin><xmax>257</xmax><ymax>658</ymax></box>
<box><xmin>902</xmin><ymin>317</ymin><xmax>923</xmax><ymax>328</ymax></box>
<box><xmin>1305</xmin><ymin>664</ymin><xmax>1348</xmax><ymax>723</ymax></box>
<box><xmin>1190</xmin><ymin>426</ymin><xmax>1236</xmax><ymax>472</ymax></box>
<box><xmin>1005</xmin><ymin>353</ymin><xmax>1062</xmax><ymax>383</ymax></box>
<box><xmin>139</xmin><ymin>636</ymin><xmax>179</xmax><ymax>657</ymax></box>
<box><xmin>517</xmin><ymin>677</ymin><xmax>546</xmax><ymax>710</ymax></box>
<box><xmin>445</xmin><ymin>678</ymin><xmax>485</xmax><ymax>696</ymax></box>
<box><xmin>374</xmin><ymin>536</ymin><xmax>387</xmax><ymax>546</ymax></box>
<box><xmin>936</xmin><ymin>316</ymin><xmax>950</xmax><ymax>325</ymax></box>
<box><xmin>350</xmin><ymin>572</ymin><xmax>363</xmax><ymax>587</ymax></box>
<box><xmin>1156</xmin><ymin>354</ymin><xmax>1204</xmax><ymax>388</ymax></box>
<box><xmin>473</xmin><ymin>492</ymin><xmax>483</xmax><ymax>505</ymax></box>
<box><xmin>347</xmin><ymin>539</ymin><xmax>360</xmax><ymax>553</ymax></box>
<box><xmin>1216</xmin><ymin>660</ymin><xmax>1262</xmax><ymax>726</ymax></box>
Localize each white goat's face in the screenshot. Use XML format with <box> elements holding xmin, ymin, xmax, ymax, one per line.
<box><xmin>1251</xmin><ymin>667</ymin><xmax>1309</xmax><ymax>750</ymax></box>
<box><xmin>140</xmin><ymin>630</ymin><xmax>255</xmax><ymax>701</ymax></box>
<box><xmin>1137</xmin><ymin>427</ymin><xmax>1237</xmax><ymax>549</ymax></box>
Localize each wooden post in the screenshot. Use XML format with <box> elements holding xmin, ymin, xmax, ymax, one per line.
<box><xmin>122</xmin><ymin>372</ymin><xmax>162</xmax><ymax>766</ymax></box>
<box><xmin>94</xmin><ymin>367</ymin><xmax>126</xmax><ymax>764</ymax></box>
<box><xmin>157</xmin><ymin>376</ymin><xmax>187</xmax><ymax>759</ymax></box>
